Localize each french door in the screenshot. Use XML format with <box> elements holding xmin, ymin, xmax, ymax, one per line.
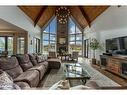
<box><xmin>0</xmin><ymin>36</ymin><xmax>13</xmax><ymax>56</ymax></box>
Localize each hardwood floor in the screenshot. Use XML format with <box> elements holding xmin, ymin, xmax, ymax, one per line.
<box><xmin>92</xmin><ymin>64</ymin><xmax>127</xmax><ymax>86</ymax></box>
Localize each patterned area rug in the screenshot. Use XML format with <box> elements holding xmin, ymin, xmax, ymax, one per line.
<box><xmin>39</xmin><ymin>58</ymin><xmax>120</xmax><ymax>89</ymax></box>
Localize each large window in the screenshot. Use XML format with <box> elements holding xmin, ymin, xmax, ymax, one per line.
<box><xmin>69</xmin><ymin>18</ymin><xmax>83</xmax><ymax>56</ymax></box>
<box><xmin>42</xmin><ymin>17</ymin><xmax>57</xmax><ymax>54</ymax></box>
<box><xmin>17</xmin><ymin>37</ymin><xmax>25</xmax><ymax>54</ymax></box>
<box><xmin>0</xmin><ymin>37</ymin><xmax>5</xmax><ymax>54</ymax></box>
<box><xmin>33</xmin><ymin>37</ymin><xmax>40</xmax><ymax>53</ymax></box>
<box><xmin>0</xmin><ymin>36</ymin><xmax>13</xmax><ymax>56</ymax></box>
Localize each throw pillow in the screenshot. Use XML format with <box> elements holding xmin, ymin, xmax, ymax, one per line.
<box><xmin>0</xmin><ymin>70</ymin><xmax>20</xmax><ymax>90</ymax></box>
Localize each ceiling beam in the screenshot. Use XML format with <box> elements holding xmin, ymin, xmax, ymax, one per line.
<box><xmin>79</xmin><ymin>7</ymin><xmax>91</xmax><ymax>27</ymax></box>
<box><xmin>34</xmin><ymin>6</ymin><xmax>47</xmax><ymax>27</ymax></box>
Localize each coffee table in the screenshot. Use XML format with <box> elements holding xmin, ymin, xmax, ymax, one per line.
<box><xmin>64</xmin><ymin>63</ymin><xmax>91</xmax><ymax>85</ymax></box>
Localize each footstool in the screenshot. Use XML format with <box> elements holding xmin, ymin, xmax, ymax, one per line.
<box><xmin>47</xmin><ymin>58</ymin><xmax>61</xmax><ymax>69</ymax></box>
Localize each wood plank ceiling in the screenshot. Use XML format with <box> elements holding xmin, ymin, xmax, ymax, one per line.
<box><xmin>19</xmin><ymin>6</ymin><xmax>108</xmax><ymax>29</ymax></box>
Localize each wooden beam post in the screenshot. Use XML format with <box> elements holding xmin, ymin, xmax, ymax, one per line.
<box><xmin>34</xmin><ymin>6</ymin><xmax>47</xmax><ymax>27</ymax></box>
<box><xmin>79</xmin><ymin>7</ymin><xmax>91</xmax><ymax>27</ymax></box>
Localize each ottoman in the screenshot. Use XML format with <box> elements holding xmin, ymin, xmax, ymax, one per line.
<box><xmin>47</xmin><ymin>58</ymin><xmax>61</xmax><ymax>69</ymax></box>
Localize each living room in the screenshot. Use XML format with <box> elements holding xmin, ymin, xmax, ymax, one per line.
<box><xmin>0</xmin><ymin>4</ymin><xmax>127</xmax><ymax>93</ymax></box>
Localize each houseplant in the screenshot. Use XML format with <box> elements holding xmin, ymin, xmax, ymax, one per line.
<box><xmin>89</xmin><ymin>38</ymin><xmax>101</xmax><ymax>64</ymax></box>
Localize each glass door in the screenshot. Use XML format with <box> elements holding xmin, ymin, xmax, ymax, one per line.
<box><xmin>0</xmin><ymin>37</ymin><xmax>5</xmax><ymax>55</ymax></box>
<box><xmin>17</xmin><ymin>37</ymin><xmax>25</xmax><ymax>54</ymax></box>
<box><xmin>7</xmin><ymin>37</ymin><xmax>13</xmax><ymax>56</ymax></box>
<box><xmin>33</xmin><ymin>37</ymin><xmax>40</xmax><ymax>53</ymax></box>
<box><xmin>0</xmin><ymin>36</ymin><xmax>13</xmax><ymax>56</ymax></box>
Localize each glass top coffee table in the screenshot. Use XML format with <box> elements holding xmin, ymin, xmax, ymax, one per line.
<box><xmin>64</xmin><ymin>63</ymin><xmax>91</xmax><ymax>85</ymax></box>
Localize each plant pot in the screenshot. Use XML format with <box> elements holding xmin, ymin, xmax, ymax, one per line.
<box><xmin>92</xmin><ymin>58</ymin><xmax>96</xmax><ymax>65</ymax></box>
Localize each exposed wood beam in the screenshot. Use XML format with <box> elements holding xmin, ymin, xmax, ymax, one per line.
<box><xmin>34</xmin><ymin>6</ymin><xmax>47</xmax><ymax>27</ymax></box>
<box><xmin>79</xmin><ymin>7</ymin><xmax>91</xmax><ymax>27</ymax></box>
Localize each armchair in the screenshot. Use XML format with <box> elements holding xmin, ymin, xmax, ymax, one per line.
<box><xmin>70</xmin><ymin>52</ymin><xmax>79</xmax><ymax>61</ymax></box>
<box><xmin>48</xmin><ymin>52</ymin><xmax>57</xmax><ymax>59</ymax></box>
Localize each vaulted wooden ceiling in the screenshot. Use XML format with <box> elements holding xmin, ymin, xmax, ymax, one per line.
<box><xmin>19</xmin><ymin>6</ymin><xmax>108</xmax><ymax>29</ymax></box>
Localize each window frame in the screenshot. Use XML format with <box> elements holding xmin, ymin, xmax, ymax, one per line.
<box><xmin>68</xmin><ymin>17</ymin><xmax>83</xmax><ymax>56</ymax></box>
<box><xmin>42</xmin><ymin>17</ymin><xmax>57</xmax><ymax>54</ymax></box>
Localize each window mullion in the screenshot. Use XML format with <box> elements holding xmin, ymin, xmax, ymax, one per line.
<box><xmin>75</xmin><ymin>25</ymin><xmax>76</xmax><ymax>45</ymax></box>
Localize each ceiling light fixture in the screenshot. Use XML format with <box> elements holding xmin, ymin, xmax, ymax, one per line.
<box><xmin>56</xmin><ymin>7</ymin><xmax>70</xmax><ymax>24</ymax></box>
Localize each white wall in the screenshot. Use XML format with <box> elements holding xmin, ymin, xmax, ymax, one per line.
<box><xmin>0</xmin><ymin>6</ymin><xmax>41</xmax><ymax>53</ymax></box>
<box><xmin>84</xmin><ymin>6</ymin><xmax>127</xmax><ymax>60</ymax></box>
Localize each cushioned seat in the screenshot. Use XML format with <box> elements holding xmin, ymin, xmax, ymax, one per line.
<box><xmin>28</xmin><ymin>54</ymin><xmax>38</xmax><ymax>66</ymax></box>
<box><xmin>28</xmin><ymin>65</ymin><xmax>46</xmax><ymax>80</ymax></box>
<box><xmin>14</xmin><ymin>70</ymin><xmax>40</xmax><ymax>87</ymax></box>
<box><xmin>85</xmin><ymin>80</ymin><xmax>99</xmax><ymax>89</ymax></box>
<box><xmin>39</xmin><ymin>61</ymin><xmax>48</xmax><ymax>70</ymax></box>
<box><xmin>16</xmin><ymin>54</ymin><xmax>33</xmax><ymax>71</ymax></box>
<box><xmin>29</xmin><ymin>54</ymin><xmax>48</xmax><ymax>69</ymax></box>
<box><xmin>16</xmin><ymin>54</ymin><xmax>46</xmax><ymax>80</ymax></box>
<box><xmin>15</xmin><ymin>81</ymin><xmax>30</xmax><ymax>89</ymax></box>
<box><xmin>0</xmin><ymin>57</ymin><xmax>24</xmax><ymax>79</ymax></box>
<box><xmin>47</xmin><ymin>58</ymin><xmax>61</xmax><ymax>69</ymax></box>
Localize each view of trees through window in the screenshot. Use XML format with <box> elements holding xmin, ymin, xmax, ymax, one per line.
<box><xmin>0</xmin><ymin>37</ymin><xmax>5</xmax><ymax>54</ymax></box>
<box><xmin>42</xmin><ymin>17</ymin><xmax>83</xmax><ymax>55</ymax></box>
<box><xmin>0</xmin><ymin>37</ymin><xmax>13</xmax><ymax>56</ymax></box>
<box><xmin>17</xmin><ymin>37</ymin><xmax>25</xmax><ymax>54</ymax></box>
<box><xmin>68</xmin><ymin>18</ymin><xmax>82</xmax><ymax>56</ymax></box>
<box><xmin>42</xmin><ymin>17</ymin><xmax>57</xmax><ymax>54</ymax></box>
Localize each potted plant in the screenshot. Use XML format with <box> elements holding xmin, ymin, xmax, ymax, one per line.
<box><xmin>89</xmin><ymin>38</ymin><xmax>101</xmax><ymax>64</ymax></box>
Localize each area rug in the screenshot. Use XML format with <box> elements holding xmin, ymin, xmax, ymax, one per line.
<box><xmin>39</xmin><ymin>58</ymin><xmax>120</xmax><ymax>89</ymax></box>
<box><xmin>79</xmin><ymin>58</ymin><xmax>120</xmax><ymax>87</ymax></box>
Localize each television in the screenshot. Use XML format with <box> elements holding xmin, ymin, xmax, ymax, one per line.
<box><xmin>106</xmin><ymin>36</ymin><xmax>127</xmax><ymax>55</ymax></box>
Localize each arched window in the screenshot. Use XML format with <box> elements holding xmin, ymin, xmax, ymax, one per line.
<box><xmin>42</xmin><ymin>17</ymin><xmax>57</xmax><ymax>54</ymax></box>
<box><xmin>68</xmin><ymin>17</ymin><xmax>82</xmax><ymax>56</ymax></box>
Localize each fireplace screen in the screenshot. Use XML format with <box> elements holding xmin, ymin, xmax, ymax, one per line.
<box><xmin>122</xmin><ymin>63</ymin><xmax>127</xmax><ymax>75</ymax></box>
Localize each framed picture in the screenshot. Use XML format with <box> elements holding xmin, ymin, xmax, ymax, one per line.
<box><xmin>59</xmin><ymin>38</ymin><xmax>66</xmax><ymax>44</ymax></box>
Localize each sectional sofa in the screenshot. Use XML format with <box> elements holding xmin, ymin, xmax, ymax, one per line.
<box><xmin>0</xmin><ymin>53</ymin><xmax>61</xmax><ymax>89</ymax></box>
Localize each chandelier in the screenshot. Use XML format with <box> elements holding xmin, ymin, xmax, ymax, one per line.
<box><xmin>56</xmin><ymin>7</ymin><xmax>70</xmax><ymax>24</ymax></box>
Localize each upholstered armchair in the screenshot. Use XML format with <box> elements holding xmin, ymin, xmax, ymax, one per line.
<box><xmin>70</xmin><ymin>51</ymin><xmax>79</xmax><ymax>61</ymax></box>
<box><xmin>48</xmin><ymin>52</ymin><xmax>57</xmax><ymax>59</ymax></box>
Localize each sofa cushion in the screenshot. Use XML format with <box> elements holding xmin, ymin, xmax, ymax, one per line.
<box><xmin>28</xmin><ymin>54</ymin><xmax>38</xmax><ymax>66</ymax></box>
<box><xmin>36</xmin><ymin>55</ymin><xmax>46</xmax><ymax>63</ymax></box>
<box><xmin>14</xmin><ymin>70</ymin><xmax>40</xmax><ymax>87</ymax></box>
<box><xmin>0</xmin><ymin>57</ymin><xmax>23</xmax><ymax>79</ymax></box>
<box><xmin>85</xmin><ymin>80</ymin><xmax>99</xmax><ymax>89</ymax></box>
<box><xmin>36</xmin><ymin>55</ymin><xmax>43</xmax><ymax>63</ymax></box>
<box><xmin>16</xmin><ymin>54</ymin><xmax>33</xmax><ymax>71</ymax></box>
<box><xmin>15</xmin><ymin>81</ymin><xmax>30</xmax><ymax>89</ymax></box>
<box><xmin>39</xmin><ymin>61</ymin><xmax>48</xmax><ymax>69</ymax></box>
<box><xmin>70</xmin><ymin>85</ymin><xmax>91</xmax><ymax>90</ymax></box>
<box><xmin>0</xmin><ymin>70</ymin><xmax>20</xmax><ymax>90</ymax></box>
<box><xmin>28</xmin><ymin>65</ymin><xmax>46</xmax><ymax>80</ymax></box>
